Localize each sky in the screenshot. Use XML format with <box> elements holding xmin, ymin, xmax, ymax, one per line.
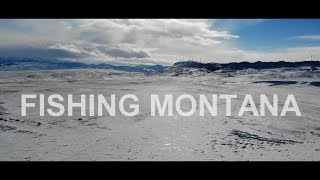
<box><xmin>0</xmin><ymin>19</ymin><xmax>320</xmax><ymax>65</ymax></box>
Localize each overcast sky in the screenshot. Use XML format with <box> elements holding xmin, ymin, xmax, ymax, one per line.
<box><xmin>0</xmin><ymin>19</ymin><xmax>320</xmax><ymax>65</ymax></box>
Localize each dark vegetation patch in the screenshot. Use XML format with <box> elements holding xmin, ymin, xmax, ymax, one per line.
<box><xmin>0</xmin><ymin>124</ymin><xmax>17</xmax><ymax>131</ymax></box>
<box><xmin>230</xmin><ymin>129</ymin><xmax>303</xmax><ymax>145</ymax></box>
<box><xmin>254</xmin><ymin>80</ymin><xmax>299</xmax><ymax>86</ymax></box>
<box><xmin>310</xmin><ymin>81</ymin><xmax>320</xmax><ymax>87</ymax></box>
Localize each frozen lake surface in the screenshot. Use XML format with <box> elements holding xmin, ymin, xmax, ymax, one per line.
<box><xmin>0</xmin><ymin>68</ymin><xmax>320</xmax><ymax>160</ymax></box>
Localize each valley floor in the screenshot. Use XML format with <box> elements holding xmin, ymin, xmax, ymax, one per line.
<box><xmin>0</xmin><ymin>68</ymin><xmax>320</xmax><ymax>160</ymax></box>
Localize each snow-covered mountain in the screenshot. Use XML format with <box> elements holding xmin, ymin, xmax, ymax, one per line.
<box><xmin>0</xmin><ymin>57</ymin><xmax>167</xmax><ymax>72</ymax></box>
<box><xmin>170</xmin><ymin>60</ymin><xmax>320</xmax><ymax>71</ymax></box>
<box><xmin>1</xmin><ymin>58</ymin><xmax>320</xmax><ymax>76</ymax></box>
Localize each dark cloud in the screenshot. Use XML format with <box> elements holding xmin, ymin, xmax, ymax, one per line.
<box><xmin>97</xmin><ymin>47</ymin><xmax>151</xmax><ymax>59</ymax></box>
<box><xmin>0</xmin><ymin>46</ymin><xmax>88</xmax><ymax>59</ymax></box>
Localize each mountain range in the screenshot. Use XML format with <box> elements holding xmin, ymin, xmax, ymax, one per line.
<box><xmin>0</xmin><ymin>57</ymin><xmax>319</xmax><ymax>72</ymax></box>
<box><xmin>0</xmin><ymin>57</ymin><xmax>167</xmax><ymax>72</ymax></box>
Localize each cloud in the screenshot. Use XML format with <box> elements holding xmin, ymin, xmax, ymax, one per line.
<box><xmin>208</xmin><ymin>46</ymin><xmax>320</xmax><ymax>62</ymax></box>
<box><xmin>75</xmin><ymin>19</ymin><xmax>238</xmax><ymax>46</ymax></box>
<box><xmin>49</xmin><ymin>44</ymin><xmax>83</xmax><ymax>54</ymax></box>
<box><xmin>0</xmin><ymin>19</ymin><xmax>239</xmax><ymax>65</ymax></box>
<box><xmin>290</xmin><ymin>35</ymin><xmax>320</xmax><ymax>41</ymax></box>
<box><xmin>0</xmin><ymin>46</ymin><xmax>88</xmax><ymax>59</ymax></box>
<box><xmin>97</xmin><ymin>46</ymin><xmax>150</xmax><ymax>59</ymax></box>
<box><xmin>0</xmin><ymin>19</ymin><xmax>318</xmax><ymax>65</ymax></box>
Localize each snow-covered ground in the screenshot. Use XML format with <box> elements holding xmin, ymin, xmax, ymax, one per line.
<box><xmin>0</xmin><ymin>68</ymin><xmax>320</xmax><ymax>160</ymax></box>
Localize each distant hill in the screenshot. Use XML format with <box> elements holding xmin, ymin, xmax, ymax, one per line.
<box><xmin>1</xmin><ymin>57</ymin><xmax>320</xmax><ymax>72</ymax></box>
<box><xmin>171</xmin><ymin>60</ymin><xmax>320</xmax><ymax>71</ymax></box>
<box><xmin>0</xmin><ymin>57</ymin><xmax>167</xmax><ymax>72</ymax></box>
<box><xmin>172</xmin><ymin>61</ymin><xmax>222</xmax><ymax>71</ymax></box>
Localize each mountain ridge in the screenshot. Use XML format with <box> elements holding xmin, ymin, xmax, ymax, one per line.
<box><xmin>1</xmin><ymin>57</ymin><xmax>319</xmax><ymax>72</ymax></box>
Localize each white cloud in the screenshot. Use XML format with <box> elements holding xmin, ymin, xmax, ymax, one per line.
<box><xmin>49</xmin><ymin>44</ymin><xmax>83</xmax><ymax>54</ymax></box>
